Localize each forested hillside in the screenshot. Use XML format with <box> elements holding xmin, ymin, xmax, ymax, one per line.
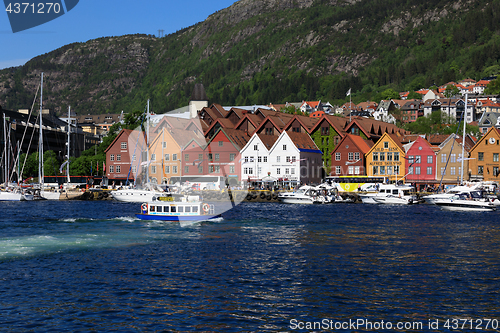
<box><xmin>1</xmin><ymin>0</ymin><xmax>500</xmax><ymax>115</ymax></box>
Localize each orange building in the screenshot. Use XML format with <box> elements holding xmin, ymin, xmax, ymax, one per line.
<box><xmin>468</xmin><ymin>127</ymin><xmax>500</xmax><ymax>182</ymax></box>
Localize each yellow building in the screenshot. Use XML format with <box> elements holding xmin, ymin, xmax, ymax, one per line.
<box><xmin>468</xmin><ymin>127</ymin><xmax>500</xmax><ymax>182</ymax></box>
<box><xmin>365</xmin><ymin>133</ymin><xmax>405</xmax><ymax>182</ymax></box>
<box><xmin>435</xmin><ymin>134</ymin><xmax>471</xmax><ymax>184</ymax></box>
<box><xmin>148</xmin><ymin>128</ymin><xmax>182</xmax><ymax>184</ymax></box>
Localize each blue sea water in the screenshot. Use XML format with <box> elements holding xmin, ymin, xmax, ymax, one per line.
<box><xmin>1</xmin><ymin>200</ymin><xmax>500</xmax><ymax>332</ymax></box>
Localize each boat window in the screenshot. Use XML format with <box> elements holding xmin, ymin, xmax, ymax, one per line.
<box><xmin>178</xmin><ymin>206</ymin><xmax>184</xmax><ymax>213</ymax></box>
<box><xmin>193</xmin><ymin>206</ymin><xmax>199</xmax><ymax>213</ymax></box>
<box><xmin>171</xmin><ymin>206</ymin><xmax>176</xmax><ymax>212</ymax></box>
<box><xmin>164</xmin><ymin>206</ymin><xmax>169</xmax><ymax>213</ymax></box>
<box><xmin>392</xmin><ymin>189</ymin><xmax>398</xmax><ymax>194</ymax></box>
<box><xmin>149</xmin><ymin>206</ymin><xmax>155</xmax><ymax>212</ymax></box>
<box><xmin>185</xmin><ymin>206</ymin><xmax>191</xmax><ymax>213</ymax></box>
<box><xmin>157</xmin><ymin>206</ymin><xmax>163</xmax><ymax>213</ymax></box>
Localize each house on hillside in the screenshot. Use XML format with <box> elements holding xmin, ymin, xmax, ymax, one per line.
<box><xmin>423</xmin><ymin>98</ymin><xmax>475</xmax><ymax>123</ymax></box>
<box><xmin>477</xmin><ymin>112</ymin><xmax>500</xmax><ymax>134</ymax></box>
<box><xmin>373</xmin><ymin>100</ymin><xmax>397</xmax><ymax>124</ymax></box>
<box><xmin>400</xmin><ymin>100</ymin><xmax>423</xmax><ymax>123</ymax></box>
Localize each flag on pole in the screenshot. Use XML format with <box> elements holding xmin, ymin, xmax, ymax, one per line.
<box><xmin>103</xmin><ymin>162</ymin><xmax>106</xmax><ymax>173</ymax></box>
<box><xmin>346</xmin><ymin>88</ymin><xmax>351</xmax><ymax>96</ymax></box>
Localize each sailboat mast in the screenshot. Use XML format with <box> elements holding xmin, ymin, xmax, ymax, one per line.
<box><xmin>3</xmin><ymin>113</ymin><xmax>7</xmax><ymax>185</ymax></box>
<box><xmin>146</xmin><ymin>99</ymin><xmax>150</xmax><ymax>184</ymax></box>
<box><xmin>38</xmin><ymin>73</ymin><xmax>44</xmax><ymax>188</ymax></box>
<box><xmin>460</xmin><ymin>93</ymin><xmax>468</xmax><ymax>185</ymax></box>
<box><xmin>67</xmin><ymin>106</ymin><xmax>71</xmax><ymax>183</ymax></box>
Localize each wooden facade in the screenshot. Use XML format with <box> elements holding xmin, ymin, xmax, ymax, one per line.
<box><xmin>469</xmin><ymin>127</ymin><xmax>500</xmax><ymax>182</ymax></box>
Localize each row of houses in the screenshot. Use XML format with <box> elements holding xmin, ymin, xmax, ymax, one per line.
<box><xmin>333</xmin><ymin>127</ymin><xmax>500</xmax><ymax>191</ymax></box>
<box><xmin>104</xmin><ymin>100</ymin><xmax>500</xmax><ymax>189</ymax></box>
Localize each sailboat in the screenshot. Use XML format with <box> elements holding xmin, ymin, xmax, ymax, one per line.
<box><xmin>37</xmin><ymin>73</ymin><xmax>61</xmax><ymax>200</ymax></box>
<box><xmin>0</xmin><ymin>113</ymin><xmax>24</xmax><ymax>201</ymax></box>
<box><xmin>111</xmin><ymin>100</ymin><xmax>173</xmax><ymax>203</ymax></box>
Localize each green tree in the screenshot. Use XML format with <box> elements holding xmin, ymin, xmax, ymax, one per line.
<box><xmin>484</xmin><ymin>79</ymin><xmax>500</xmax><ymax>95</ymax></box>
<box><xmin>380</xmin><ymin>88</ymin><xmax>400</xmax><ymax>100</ymax></box>
<box><xmin>407</xmin><ymin>91</ymin><xmax>423</xmax><ymax>100</ymax></box>
<box><xmin>444</xmin><ymin>85</ymin><xmax>460</xmax><ymax>98</ymax></box>
<box><xmin>43</xmin><ymin>150</ymin><xmax>60</xmax><ymax>176</ymax></box>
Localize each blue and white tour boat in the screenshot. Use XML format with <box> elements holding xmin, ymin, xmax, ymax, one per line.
<box><xmin>136</xmin><ymin>195</ymin><xmax>220</xmax><ymax>222</ymax></box>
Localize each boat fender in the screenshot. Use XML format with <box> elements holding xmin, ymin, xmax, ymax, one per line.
<box><xmin>260</xmin><ymin>192</ymin><xmax>266</xmax><ymax>199</ymax></box>
<box><xmin>266</xmin><ymin>194</ymin><xmax>272</xmax><ymax>200</ymax></box>
<box><xmin>141</xmin><ymin>203</ymin><xmax>148</xmax><ymax>212</ymax></box>
<box><xmin>202</xmin><ymin>203</ymin><xmax>210</xmax><ymax>213</ymax></box>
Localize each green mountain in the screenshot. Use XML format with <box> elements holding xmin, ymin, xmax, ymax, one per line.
<box><xmin>1</xmin><ymin>0</ymin><xmax>500</xmax><ymax>116</ymax></box>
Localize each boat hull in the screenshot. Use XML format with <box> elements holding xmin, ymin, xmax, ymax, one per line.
<box><xmin>278</xmin><ymin>197</ymin><xmax>315</xmax><ymax>204</ymax></box>
<box><xmin>135</xmin><ymin>213</ymin><xmax>221</xmax><ymax>221</ymax></box>
<box><xmin>435</xmin><ymin>201</ymin><xmax>496</xmax><ymax>212</ymax></box>
<box><xmin>112</xmin><ymin>189</ymin><xmax>172</xmax><ymax>203</ymax></box>
<box><xmin>0</xmin><ymin>191</ymin><xmax>22</xmax><ymax>201</ymax></box>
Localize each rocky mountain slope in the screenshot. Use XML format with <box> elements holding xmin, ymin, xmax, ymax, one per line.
<box><xmin>1</xmin><ymin>0</ymin><xmax>499</xmax><ymax>115</ymax></box>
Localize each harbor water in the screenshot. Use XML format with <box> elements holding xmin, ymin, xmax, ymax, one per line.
<box><xmin>1</xmin><ymin>200</ymin><xmax>500</xmax><ymax>332</ymax></box>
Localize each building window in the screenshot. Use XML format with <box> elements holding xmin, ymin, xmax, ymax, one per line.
<box><xmin>348</xmin><ymin>152</ymin><xmax>354</xmax><ymax>160</ymax></box>
<box><xmin>165</xmin><ymin>166</ymin><xmax>170</xmax><ymax>174</ymax></box>
<box><xmin>379</xmin><ymin>152</ymin><xmax>385</xmax><ymax>162</ymax></box>
<box><xmin>336</xmin><ymin>166</ymin><xmax>341</xmax><ymax>174</ymax></box>
<box><xmin>110</xmin><ymin>154</ymin><xmax>115</xmax><ymax>161</ymax></box>
<box><xmin>354</xmin><ymin>152</ymin><xmax>360</xmax><ymax>160</ymax></box>
<box><xmin>335</xmin><ymin>152</ymin><xmax>341</xmax><ymax>161</ymax></box>
<box><xmin>277</xmin><ymin>156</ymin><xmax>281</xmax><ymax>163</ymax></box>
<box><xmin>215</xmin><ymin>154</ymin><xmax>219</xmax><ymax>161</ymax></box>
<box><xmin>116</xmin><ymin>166</ymin><xmax>121</xmax><ymax>173</ymax></box>
<box><xmin>121</xmin><ymin>142</ymin><xmax>127</xmax><ymax>150</ymax></box>
<box><xmin>373</xmin><ymin>152</ymin><xmax>379</xmax><ymax>161</ymax></box>
<box><xmin>386</xmin><ymin>152</ymin><xmax>392</xmax><ymax>161</ymax></box>
<box><xmin>494</xmin><ymin>153</ymin><xmax>499</xmax><ymax>162</ymax></box>
<box><xmin>185</xmin><ymin>166</ymin><xmax>189</xmax><ymax>173</ymax></box>
<box><xmin>109</xmin><ymin>165</ymin><xmax>114</xmax><ymax>173</ymax></box>
<box><xmin>263</xmin><ymin>156</ymin><xmax>268</xmax><ymax>163</ymax></box>
<box><xmin>229</xmin><ymin>166</ymin><xmax>235</xmax><ymax>174</ymax></box>
<box><xmin>415</xmin><ymin>166</ymin><xmax>421</xmax><ymax>175</ymax></box>
<box><xmin>151</xmin><ymin>166</ymin><xmax>156</xmax><ymax>174</ymax></box>
<box><xmin>254</xmin><ymin>144</ymin><xmax>258</xmax><ymax>150</ymax></box>
<box><xmin>373</xmin><ymin>166</ymin><xmax>378</xmax><ymax>175</ymax></box>
<box><xmin>172</xmin><ymin>154</ymin><xmax>177</xmax><ymax>161</ymax></box>
<box><xmin>415</xmin><ymin>155</ymin><xmax>421</xmax><ymax>163</ymax></box>
<box><xmin>230</xmin><ymin>153</ymin><xmax>235</xmax><ymax>161</ymax></box>
<box><xmin>384</xmin><ymin>142</ymin><xmax>389</xmax><ymax>149</ymax></box>
<box><xmin>291</xmin><ymin>168</ymin><xmax>295</xmax><ymax>174</ymax></box>
<box><xmin>409</xmin><ymin>167</ymin><xmax>413</xmax><ymax>175</ymax></box>
<box><xmin>427</xmin><ymin>167</ymin><xmax>432</xmax><ymax>175</ymax></box>
<box><xmin>441</xmin><ymin>167</ymin><xmax>446</xmax><ymax>176</ymax></box>
<box><xmin>355</xmin><ymin>166</ymin><xmax>360</xmax><ymax>174</ymax></box>
<box><xmin>165</xmin><ymin>154</ymin><xmax>169</xmax><ymax>161</ymax></box>
<box><xmin>408</xmin><ymin>156</ymin><xmax>414</xmax><ymax>164</ymax></box>
<box><xmin>478</xmin><ymin>166</ymin><xmax>484</xmax><ymax>175</ymax></box>
<box><xmin>493</xmin><ymin>167</ymin><xmax>499</xmax><ymax>176</ymax></box>
<box><xmin>132</xmin><ymin>154</ymin><xmax>136</xmax><ymax>161</ymax></box>
<box><xmin>348</xmin><ymin>166</ymin><xmax>354</xmax><ymax>174</ymax></box>
<box><xmin>185</xmin><ymin>154</ymin><xmax>189</xmax><ymax>162</ymax></box>
<box><xmin>172</xmin><ymin>166</ymin><xmax>178</xmax><ymax>174</ymax></box>
<box><xmin>441</xmin><ymin>154</ymin><xmax>447</xmax><ymax>163</ymax></box>
<box><xmin>132</xmin><ymin>166</ymin><xmax>137</xmax><ymax>174</ymax></box>
<box><xmin>283</xmin><ymin>145</ymin><xmax>287</xmax><ymax>151</ymax></box>
<box><xmin>276</xmin><ymin>168</ymin><xmax>281</xmax><ymax>175</ymax></box>
<box><xmin>478</xmin><ymin>152</ymin><xmax>484</xmax><ymax>161</ymax></box>
<box><xmin>394</xmin><ymin>152</ymin><xmax>399</xmax><ymax>162</ymax></box>
<box><xmin>219</xmin><ymin>141</ymin><xmax>224</xmax><ymax>147</ymax></box>
<box><xmin>117</xmin><ymin>154</ymin><xmax>121</xmax><ymax>161</ymax></box>
<box><xmin>162</xmin><ymin>142</ymin><xmax>167</xmax><ymax>148</ymax></box>
<box><xmin>450</xmin><ymin>167</ymin><xmax>456</xmax><ymax>175</ymax></box>
<box><xmin>450</xmin><ymin>154</ymin><xmax>456</xmax><ymax>163</ymax></box>
<box><xmin>427</xmin><ymin>155</ymin><xmax>433</xmax><ymax>164</ymax></box>
<box><xmin>198</xmin><ymin>165</ymin><xmax>203</xmax><ymax>174</ymax></box>
<box><xmin>286</xmin><ymin>156</ymin><xmax>291</xmax><ymax>163</ymax></box>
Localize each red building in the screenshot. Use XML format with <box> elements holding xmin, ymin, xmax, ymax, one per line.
<box><xmin>203</xmin><ymin>128</ymin><xmax>250</xmax><ymax>186</ymax></box>
<box><xmin>404</xmin><ymin>136</ymin><xmax>437</xmax><ymax>190</ymax></box>
<box><xmin>330</xmin><ymin>134</ymin><xmax>373</xmax><ymax>176</ymax></box>
<box><xmin>105</xmin><ymin>129</ymin><xmax>146</xmax><ymax>185</ymax></box>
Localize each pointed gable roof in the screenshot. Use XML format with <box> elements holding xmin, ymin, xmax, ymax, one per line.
<box><xmin>256</xmin><ymin>133</ymin><xmax>279</xmax><ymax>150</ymax></box>
<box><xmin>286</xmin><ymin>131</ymin><xmax>321</xmax><ymax>152</ymax></box>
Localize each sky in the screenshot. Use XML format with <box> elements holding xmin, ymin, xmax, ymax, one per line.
<box><xmin>0</xmin><ymin>0</ymin><xmax>237</xmax><ymax>70</ymax></box>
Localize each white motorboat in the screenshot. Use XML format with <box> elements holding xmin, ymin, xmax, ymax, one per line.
<box><xmin>358</xmin><ymin>183</ymin><xmax>417</xmax><ymax>204</ymax></box>
<box><xmin>136</xmin><ymin>195</ymin><xmax>220</xmax><ymax>222</ymax></box>
<box><xmin>434</xmin><ymin>193</ymin><xmax>497</xmax><ymax>211</ymax></box>
<box><xmin>423</xmin><ymin>184</ymin><xmax>484</xmax><ymax>204</ymax></box>
<box><xmin>0</xmin><ymin>189</ymin><xmax>22</xmax><ymax>201</ymax></box>
<box><xmin>278</xmin><ymin>185</ymin><xmax>322</xmax><ymax>204</ymax></box>
<box><xmin>111</xmin><ymin>185</ymin><xmax>181</xmax><ymax>203</ymax></box>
